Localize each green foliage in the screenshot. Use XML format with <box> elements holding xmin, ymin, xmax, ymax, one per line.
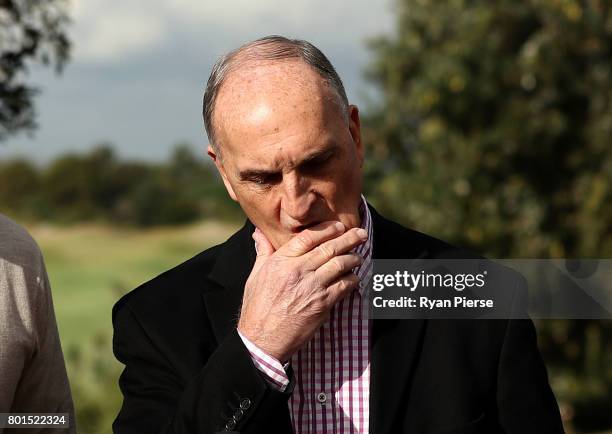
<box><xmin>65</xmin><ymin>333</ymin><xmax>123</xmax><ymax>434</ymax></box>
<box><xmin>0</xmin><ymin>158</ymin><xmax>41</xmax><ymax>214</ymax></box>
<box><xmin>365</xmin><ymin>0</ymin><xmax>612</xmax><ymax>257</ymax></box>
<box><xmin>0</xmin><ymin>143</ymin><xmax>242</xmax><ymax>226</ymax></box>
<box><xmin>0</xmin><ymin>0</ymin><xmax>71</xmax><ymax>140</ymax></box>
<box><xmin>364</xmin><ymin>0</ymin><xmax>612</xmax><ymax>429</ymax></box>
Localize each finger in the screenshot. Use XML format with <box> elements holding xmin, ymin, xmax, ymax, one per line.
<box><xmin>313</xmin><ymin>253</ymin><xmax>363</xmax><ymax>287</ymax></box>
<box><xmin>304</xmin><ymin>227</ymin><xmax>368</xmax><ymax>271</ymax></box>
<box><xmin>325</xmin><ymin>272</ymin><xmax>360</xmax><ymax>306</ymax></box>
<box><xmin>280</xmin><ymin>221</ymin><xmax>346</xmax><ymax>257</ymax></box>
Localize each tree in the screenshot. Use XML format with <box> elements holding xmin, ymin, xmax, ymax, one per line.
<box><xmin>364</xmin><ymin>0</ymin><xmax>612</xmax><ymax>430</ymax></box>
<box><xmin>0</xmin><ymin>158</ymin><xmax>40</xmax><ymax>214</ymax></box>
<box><xmin>0</xmin><ymin>0</ymin><xmax>70</xmax><ymax>140</ymax></box>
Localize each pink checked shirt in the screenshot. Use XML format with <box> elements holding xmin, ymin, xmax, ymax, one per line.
<box><xmin>239</xmin><ymin>196</ymin><xmax>373</xmax><ymax>434</ymax></box>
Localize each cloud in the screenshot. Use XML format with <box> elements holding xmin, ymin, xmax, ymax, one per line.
<box><xmin>69</xmin><ymin>0</ymin><xmax>394</xmax><ymax>63</ymax></box>
<box><xmin>71</xmin><ymin>0</ymin><xmax>167</xmax><ymax>62</ymax></box>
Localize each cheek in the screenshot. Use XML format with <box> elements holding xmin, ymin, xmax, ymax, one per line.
<box><xmin>331</xmin><ymin>156</ymin><xmax>360</xmax><ymax>189</ymax></box>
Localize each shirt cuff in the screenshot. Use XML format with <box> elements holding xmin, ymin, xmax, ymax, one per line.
<box><xmin>237</xmin><ymin>329</ymin><xmax>290</xmax><ymax>392</ymax></box>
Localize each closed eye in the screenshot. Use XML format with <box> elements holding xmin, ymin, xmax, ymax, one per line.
<box><xmin>247</xmin><ymin>172</ymin><xmax>282</xmax><ymax>186</ymax></box>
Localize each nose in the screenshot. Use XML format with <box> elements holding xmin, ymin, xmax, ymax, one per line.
<box><xmin>281</xmin><ymin>172</ymin><xmax>315</xmax><ymax>225</ymax></box>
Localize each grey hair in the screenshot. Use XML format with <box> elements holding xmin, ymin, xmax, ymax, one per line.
<box><xmin>202</xmin><ymin>35</ymin><xmax>349</xmax><ymax>154</ymax></box>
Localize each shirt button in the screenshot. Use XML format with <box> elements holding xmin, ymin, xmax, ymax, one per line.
<box><xmin>317</xmin><ymin>392</ymin><xmax>327</xmax><ymax>404</ymax></box>
<box><xmin>225</xmin><ymin>419</ymin><xmax>236</xmax><ymax>431</ymax></box>
<box><xmin>239</xmin><ymin>398</ymin><xmax>251</xmax><ymax>410</ymax></box>
<box><xmin>233</xmin><ymin>408</ymin><xmax>244</xmax><ymax>421</ymax></box>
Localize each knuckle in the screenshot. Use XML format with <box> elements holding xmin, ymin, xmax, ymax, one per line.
<box><xmin>341</xmin><ymin>278</ymin><xmax>353</xmax><ymax>291</ymax></box>
<box><xmin>330</xmin><ymin>257</ymin><xmax>345</xmax><ymax>273</ymax></box>
<box><xmin>343</xmin><ymin>275</ymin><xmax>359</xmax><ymax>291</ymax></box>
<box><xmin>317</xmin><ymin>243</ymin><xmax>336</xmax><ymax>259</ymax></box>
<box><xmin>308</xmin><ymin>296</ymin><xmax>327</xmax><ymax>313</ymax></box>
<box><xmin>308</xmin><ymin>275</ymin><xmax>324</xmax><ymax>292</ymax></box>
<box><xmin>295</xmin><ymin>233</ymin><xmax>313</xmax><ymax>250</ymax></box>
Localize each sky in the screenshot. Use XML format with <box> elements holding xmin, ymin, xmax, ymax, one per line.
<box><xmin>1</xmin><ymin>0</ymin><xmax>395</xmax><ymax>163</ymax></box>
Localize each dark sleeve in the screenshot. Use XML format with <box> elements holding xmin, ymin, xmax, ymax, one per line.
<box><xmin>112</xmin><ymin>304</ymin><xmax>295</xmax><ymax>434</ymax></box>
<box><xmin>496</xmin><ymin>276</ymin><xmax>565</xmax><ymax>434</ymax></box>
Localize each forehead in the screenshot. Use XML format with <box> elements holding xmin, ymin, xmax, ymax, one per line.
<box><xmin>213</xmin><ymin>59</ymin><xmax>346</xmax><ymax>160</ymax></box>
<box><xmin>217</xmin><ymin>58</ymin><xmax>331</xmax><ymax>111</ymax></box>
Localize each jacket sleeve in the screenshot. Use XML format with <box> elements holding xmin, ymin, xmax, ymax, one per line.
<box><xmin>112</xmin><ymin>303</ymin><xmax>295</xmax><ymax>434</ymax></box>
<box><xmin>496</xmin><ymin>276</ymin><xmax>565</xmax><ymax>434</ymax></box>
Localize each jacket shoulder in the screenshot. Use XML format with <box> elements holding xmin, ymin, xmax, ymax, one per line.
<box><xmin>369</xmin><ymin>205</ymin><xmax>468</xmax><ymax>259</ymax></box>
<box><xmin>0</xmin><ymin>213</ymin><xmax>45</xmax><ymax>269</ymax></box>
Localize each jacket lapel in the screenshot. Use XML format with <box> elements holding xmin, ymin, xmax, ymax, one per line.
<box><xmin>369</xmin><ymin>205</ymin><xmax>428</xmax><ymax>434</ymax></box>
<box><xmin>202</xmin><ymin>219</ymin><xmax>257</xmax><ymax>343</ymax></box>
<box><xmin>202</xmin><ymin>220</ymin><xmax>294</xmax><ymax>433</ymax></box>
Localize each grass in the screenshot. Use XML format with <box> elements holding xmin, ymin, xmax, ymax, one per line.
<box><xmin>27</xmin><ymin>220</ymin><xmax>240</xmax><ymax>434</ymax></box>
<box><xmin>30</xmin><ymin>220</ymin><xmax>240</xmax><ymax>349</ymax></box>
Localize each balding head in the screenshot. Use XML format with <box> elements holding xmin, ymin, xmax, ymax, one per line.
<box><xmin>202</xmin><ymin>36</ymin><xmax>349</xmax><ymax>155</ymax></box>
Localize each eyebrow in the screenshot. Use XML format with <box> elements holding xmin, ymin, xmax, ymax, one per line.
<box><xmin>237</xmin><ymin>145</ymin><xmax>337</xmax><ymax>181</ymax></box>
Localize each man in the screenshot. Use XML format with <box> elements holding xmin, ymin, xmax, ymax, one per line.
<box><xmin>112</xmin><ymin>36</ymin><xmax>564</xmax><ymax>433</ymax></box>
<box><xmin>0</xmin><ymin>213</ymin><xmax>76</xmax><ymax>433</ymax></box>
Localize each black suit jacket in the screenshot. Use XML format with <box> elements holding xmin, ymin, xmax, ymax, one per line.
<box><xmin>112</xmin><ymin>204</ymin><xmax>564</xmax><ymax>434</ymax></box>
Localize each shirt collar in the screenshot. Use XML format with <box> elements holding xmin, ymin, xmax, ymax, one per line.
<box><xmin>355</xmin><ymin>194</ymin><xmax>374</xmax><ymax>296</ymax></box>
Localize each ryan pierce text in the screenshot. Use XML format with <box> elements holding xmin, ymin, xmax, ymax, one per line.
<box><xmin>371</xmin><ymin>296</ymin><xmax>495</xmax><ymax>309</ymax></box>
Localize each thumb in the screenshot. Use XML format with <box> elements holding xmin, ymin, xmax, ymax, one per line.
<box><xmin>252</xmin><ymin>227</ymin><xmax>275</xmax><ymax>259</ymax></box>
<box><xmin>251</xmin><ymin>228</ymin><xmax>275</xmax><ymax>276</ymax></box>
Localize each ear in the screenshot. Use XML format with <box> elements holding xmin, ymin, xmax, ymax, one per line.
<box><xmin>207</xmin><ymin>145</ymin><xmax>238</xmax><ymax>202</ymax></box>
<box><xmin>348</xmin><ymin>105</ymin><xmax>364</xmax><ymax>168</ymax></box>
